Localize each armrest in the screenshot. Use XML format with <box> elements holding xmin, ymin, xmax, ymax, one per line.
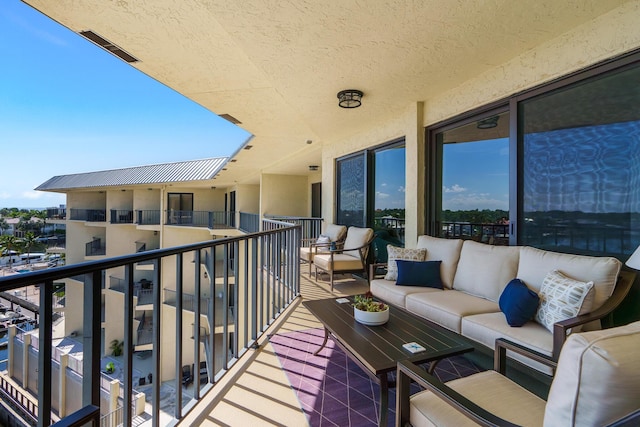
<box><xmin>551</xmin><ymin>270</ymin><xmax>636</xmax><ymax>359</ymax></box>
<box><xmin>396</xmin><ymin>360</ymin><xmax>520</xmax><ymax>427</ymax></box>
<box><xmin>369</xmin><ymin>262</ymin><xmax>387</xmax><ymax>281</ymax></box>
<box><xmin>494</xmin><ymin>338</ymin><xmax>556</xmax><ymax>375</ymax></box>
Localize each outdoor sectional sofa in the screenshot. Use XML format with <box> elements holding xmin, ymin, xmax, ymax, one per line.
<box><xmin>370</xmin><ymin>236</ymin><xmax>636</xmax><ymax>374</ymax></box>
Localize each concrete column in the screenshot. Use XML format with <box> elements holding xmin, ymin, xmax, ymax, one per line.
<box><xmin>7</xmin><ymin>326</ymin><xmax>15</xmax><ymax>377</ymax></box>
<box><xmin>109</xmin><ymin>379</ymin><xmax>120</xmax><ymax>427</ymax></box>
<box><xmin>22</xmin><ymin>333</ymin><xmax>31</xmax><ymax>387</ymax></box>
<box><xmin>58</xmin><ymin>354</ymin><xmax>68</xmax><ymax>418</ymax></box>
<box><xmin>135</xmin><ymin>392</ymin><xmax>146</xmax><ymax>416</ymax></box>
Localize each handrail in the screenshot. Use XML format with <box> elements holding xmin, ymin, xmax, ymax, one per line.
<box><xmin>0</xmin><ymin>221</ymin><xmax>301</xmax><ymax>426</ymax></box>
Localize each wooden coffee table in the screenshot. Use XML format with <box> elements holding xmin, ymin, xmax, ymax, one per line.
<box><xmin>303</xmin><ymin>296</ymin><xmax>474</xmax><ymax>427</ymax></box>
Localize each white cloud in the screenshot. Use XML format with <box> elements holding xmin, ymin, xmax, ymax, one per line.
<box><xmin>443</xmin><ymin>184</ymin><xmax>467</xmax><ymax>193</ymax></box>
<box><xmin>443</xmin><ymin>193</ymin><xmax>509</xmax><ymax>210</ymax></box>
<box><xmin>376</xmin><ymin>191</ymin><xmax>390</xmax><ymax>199</ymax></box>
<box><xmin>21</xmin><ymin>191</ymin><xmax>45</xmax><ymax>200</ymax></box>
<box><xmin>0</xmin><ymin>191</ymin><xmax>11</xmax><ymax>200</ymax></box>
<box><xmin>397</xmin><ymin>186</ymin><xmax>405</xmax><ymax>193</ymax></box>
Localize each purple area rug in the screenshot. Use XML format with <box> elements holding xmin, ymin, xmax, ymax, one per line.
<box><xmin>269</xmin><ymin>328</ymin><xmax>482</xmax><ymax>427</ymax></box>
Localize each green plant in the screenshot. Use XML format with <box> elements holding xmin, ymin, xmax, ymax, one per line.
<box><xmin>109</xmin><ymin>339</ymin><xmax>123</xmax><ymax>357</ymax></box>
<box><xmin>105</xmin><ymin>361</ymin><xmax>115</xmax><ymax>374</ymax></box>
<box><xmin>353</xmin><ymin>291</ymin><xmax>387</xmax><ymax>312</ymax></box>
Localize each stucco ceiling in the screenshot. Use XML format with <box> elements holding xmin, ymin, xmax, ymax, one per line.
<box><xmin>22</xmin><ymin>0</ymin><xmax>630</xmax><ymax>185</ymax></box>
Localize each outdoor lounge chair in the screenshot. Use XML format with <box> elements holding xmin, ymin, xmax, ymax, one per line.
<box><xmin>313</xmin><ymin>226</ymin><xmax>374</xmax><ymax>291</ymax></box>
<box><xmin>396</xmin><ymin>320</ymin><xmax>640</xmax><ymax>427</ymax></box>
<box><xmin>299</xmin><ymin>224</ymin><xmax>347</xmax><ymax>275</ymax></box>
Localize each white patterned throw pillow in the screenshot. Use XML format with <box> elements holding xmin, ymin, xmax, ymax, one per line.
<box><xmin>535</xmin><ymin>270</ymin><xmax>594</xmax><ymax>333</ymax></box>
<box><xmin>385</xmin><ymin>246</ymin><xmax>427</xmax><ymax>281</ymax></box>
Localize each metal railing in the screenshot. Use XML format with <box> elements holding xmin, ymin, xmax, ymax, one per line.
<box><xmin>136</xmin><ymin>210</ymin><xmax>161</xmax><ymax>225</ymax></box>
<box><xmin>110</xmin><ymin>210</ymin><xmax>134</xmax><ymax>224</ymax></box>
<box><xmin>441</xmin><ymin>222</ymin><xmax>509</xmax><ymax>245</ymax></box>
<box><xmin>166</xmin><ymin>210</ymin><xmax>235</xmax><ymax>229</ymax></box>
<box><xmin>0</xmin><ymin>220</ymin><xmax>300</xmax><ymax>426</ymax></box>
<box><xmin>69</xmin><ymin>209</ymin><xmax>107</xmax><ymax>222</ymax></box>
<box><xmin>45</xmin><ymin>208</ymin><xmax>66</xmax><ymax>220</ymax></box>
<box><xmin>239</xmin><ymin>212</ymin><xmax>260</xmax><ymax>233</ymax></box>
<box><xmin>0</xmin><ymin>376</ymin><xmax>38</xmax><ymax>425</ymax></box>
<box><xmin>86</xmin><ymin>238</ymin><xmax>106</xmax><ymax>256</ymax></box>
<box><xmin>264</xmin><ymin>215</ymin><xmax>322</xmax><ymax>242</ymax></box>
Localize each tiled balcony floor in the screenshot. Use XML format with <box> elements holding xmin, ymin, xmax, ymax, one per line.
<box><xmin>180</xmin><ymin>268</ymin><xmax>370</xmax><ymax>426</ymax></box>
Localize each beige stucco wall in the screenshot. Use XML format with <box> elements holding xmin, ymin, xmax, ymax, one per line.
<box><xmin>260</xmin><ymin>174</ymin><xmax>308</xmax><ymax>217</ymax></box>
<box><xmin>322</xmin><ymin>2</ymin><xmax>640</xmax><ymax>248</ymax></box>
<box><xmin>235</xmin><ymin>184</ymin><xmax>260</xmax><ymax>214</ymax></box>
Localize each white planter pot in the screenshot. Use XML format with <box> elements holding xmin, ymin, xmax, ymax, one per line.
<box><xmin>354</xmin><ymin>307</ymin><xmax>390</xmax><ymax>326</ymax></box>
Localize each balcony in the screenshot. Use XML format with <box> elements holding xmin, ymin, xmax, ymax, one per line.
<box><xmin>85</xmin><ymin>238</ymin><xmax>105</xmax><ymax>257</ymax></box>
<box><xmin>0</xmin><ymin>219</ymin><xmax>301</xmax><ymax>425</ymax></box>
<box><xmin>45</xmin><ymin>207</ymin><xmax>66</xmax><ymax>220</ymax></box>
<box><xmin>110</xmin><ymin>209</ymin><xmax>133</xmax><ymax>224</ymax></box>
<box><xmin>135</xmin><ymin>210</ymin><xmax>161</xmax><ymax>225</ymax></box>
<box><xmin>166</xmin><ymin>210</ymin><xmax>235</xmax><ymax>229</ymax></box>
<box><xmin>69</xmin><ymin>209</ymin><xmax>107</xmax><ymax>222</ymax></box>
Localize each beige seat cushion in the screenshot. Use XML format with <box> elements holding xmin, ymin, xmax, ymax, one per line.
<box><xmin>369</xmin><ymin>278</ymin><xmax>439</xmax><ymax>309</ymax></box>
<box><xmin>299</xmin><ymin>246</ymin><xmax>313</xmax><ymax>262</ymax></box>
<box><xmin>410</xmin><ymin>371</ymin><xmax>546</xmax><ymax>427</ymax></box>
<box><xmin>462</xmin><ymin>312</ymin><xmax>554</xmax><ymax>374</ymax></box>
<box><xmin>313</xmin><ymin>253</ymin><xmax>363</xmax><ymax>271</ymax></box>
<box><xmin>544</xmin><ymin>321</ymin><xmax>640</xmax><ymax>426</ymax></box>
<box><xmin>453</xmin><ymin>241</ymin><xmax>520</xmax><ymax>302</ymax></box>
<box><xmin>405</xmin><ymin>290</ymin><xmax>499</xmax><ymax>333</ymax></box>
<box><xmin>416</xmin><ymin>235</ymin><xmax>463</xmax><ymax>289</ymax></box>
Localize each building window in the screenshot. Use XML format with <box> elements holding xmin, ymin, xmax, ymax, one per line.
<box><xmin>427</xmin><ymin>52</ymin><xmax>640</xmax><ymax>259</ymax></box>
<box><xmin>336</xmin><ymin>152</ymin><xmax>366</xmax><ymax>227</ymax></box>
<box><xmin>167</xmin><ymin>193</ymin><xmax>194</xmax><ymax>224</ymax></box>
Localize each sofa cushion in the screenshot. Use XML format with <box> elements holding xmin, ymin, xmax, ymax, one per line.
<box><xmin>370</xmin><ymin>278</ymin><xmax>439</xmax><ymax>308</ymax></box>
<box><xmin>416</xmin><ymin>235</ymin><xmax>463</xmax><ymax>289</ymax></box>
<box><xmin>535</xmin><ymin>270</ymin><xmax>594</xmax><ymax>333</ymax></box>
<box><xmin>499</xmin><ymin>278</ymin><xmax>540</xmax><ymax>327</ymax></box>
<box><xmin>406</xmin><ymin>290</ymin><xmax>499</xmax><ymax>333</ymax></box>
<box><xmin>462</xmin><ymin>312</ymin><xmax>554</xmax><ymax>375</ymax></box>
<box><xmin>517</xmin><ymin>246</ymin><xmax>620</xmax><ymax>316</ymax></box>
<box><xmin>396</xmin><ymin>260</ymin><xmax>443</xmax><ymax>289</ymax></box>
<box><xmin>410</xmin><ymin>371</ymin><xmax>546</xmax><ymax>427</ymax></box>
<box><xmin>544</xmin><ymin>321</ymin><xmax>640</xmax><ymax>427</ymax></box>
<box><xmin>385</xmin><ymin>246</ymin><xmax>427</xmax><ymax>281</ymax></box>
<box><xmin>453</xmin><ymin>241</ymin><xmax>520</xmax><ymax>302</ymax></box>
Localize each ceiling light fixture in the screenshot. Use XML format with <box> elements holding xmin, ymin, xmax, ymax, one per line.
<box><xmin>309</xmin><ymin>165</ymin><xmax>319</xmax><ymax>171</ymax></box>
<box><xmin>477</xmin><ymin>116</ymin><xmax>499</xmax><ymax>129</ymax></box>
<box><xmin>337</xmin><ymin>89</ymin><xmax>363</xmax><ymax>108</ymax></box>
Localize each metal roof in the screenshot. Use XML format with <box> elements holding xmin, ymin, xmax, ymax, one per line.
<box><xmin>35</xmin><ymin>157</ymin><xmax>228</xmax><ymax>191</ymax></box>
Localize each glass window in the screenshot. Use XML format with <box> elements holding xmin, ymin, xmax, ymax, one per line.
<box><xmin>373</xmin><ymin>143</ymin><xmax>406</xmax><ymax>246</ymax></box>
<box><xmin>520</xmin><ymin>65</ymin><xmax>640</xmax><ymax>256</ymax></box>
<box><xmin>336</xmin><ymin>153</ymin><xmax>366</xmax><ymax>227</ymax></box>
<box><xmin>434</xmin><ymin>111</ymin><xmax>510</xmax><ymax>245</ymax></box>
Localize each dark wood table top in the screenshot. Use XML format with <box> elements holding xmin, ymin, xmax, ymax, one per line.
<box><xmin>303</xmin><ymin>296</ymin><xmax>474</xmax><ymax>376</ymax></box>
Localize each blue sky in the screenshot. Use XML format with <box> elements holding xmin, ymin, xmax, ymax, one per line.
<box><xmin>442</xmin><ymin>138</ymin><xmax>509</xmax><ymax>211</ymax></box>
<box><xmin>0</xmin><ymin>1</ymin><xmax>251</xmax><ymax>209</ymax></box>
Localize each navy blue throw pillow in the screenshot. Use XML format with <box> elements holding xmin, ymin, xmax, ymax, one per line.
<box><xmin>499</xmin><ymin>278</ymin><xmax>540</xmax><ymax>327</ymax></box>
<box><xmin>396</xmin><ymin>260</ymin><xmax>443</xmax><ymax>289</ymax></box>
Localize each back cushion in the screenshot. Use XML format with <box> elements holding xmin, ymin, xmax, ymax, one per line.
<box><xmin>324</xmin><ymin>224</ymin><xmax>347</xmax><ymax>242</ymax></box>
<box><xmin>544</xmin><ymin>321</ymin><xmax>640</xmax><ymax>427</ymax></box>
<box><xmin>416</xmin><ymin>236</ymin><xmax>463</xmax><ymax>289</ymax></box>
<box><xmin>453</xmin><ymin>241</ymin><xmax>520</xmax><ymax>302</ymax></box>
<box><xmin>343</xmin><ymin>227</ymin><xmax>373</xmax><ymax>259</ymax></box>
<box><xmin>517</xmin><ymin>246</ymin><xmax>621</xmax><ymax>313</ymax></box>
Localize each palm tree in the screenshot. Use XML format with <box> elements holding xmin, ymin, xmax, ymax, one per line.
<box><xmin>23</xmin><ymin>232</ymin><xmax>38</xmax><ymax>264</ymax></box>
<box><xmin>0</xmin><ymin>235</ymin><xmax>19</xmax><ymax>268</ymax></box>
<box><xmin>0</xmin><ymin>218</ymin><xmax>8</xmax><ymax>236</ymax></box>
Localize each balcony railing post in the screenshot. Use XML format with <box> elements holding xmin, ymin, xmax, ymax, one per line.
<box><xmin>123</xmin><ymin>264</ymin><xmax>134</xmax><ymax>425</ymax></box>
<box><xmin>37</xmin><ymin>280</ymin><xmax>53</xmax><ymax>426</ymax></box>
<box><xmin>175</xmin><ymin>253</ymin><xmax>183</xmax><ymax>418</ymax></box>
<box><xmin>151</xmin><ymin>259</ymin><xmax>161</xmax><ymax>427</ymax></box>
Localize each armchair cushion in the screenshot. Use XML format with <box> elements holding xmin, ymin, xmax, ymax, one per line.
<box><xmin>313</xmin><ymin>253</ymin><xmax>363</xmax><ymax>271</ymax></box>
<box><xmin>410</xmin><ymin>370</ymin><xmax>546</xmax><ymax>427</ymax></box>
<box><xmin>324</xmin><ymin>224</ymin><xmax>347</xmax><ymax>242</ymax></box>
<box><xmin>384</xmin><ymin>245</ymin><xmax>427</xmax><ymax>280</ymax></box>
<box><xmin>544</xmin><ymin>321</ymin><xmax>640</xmax><ymax>427</ymax></box>
<box><xmin>342</xmin><ymin>226</ymin><xmax>374</xmax><ymax>258</ymax></box>
<box><xmin>499</xmin><ymin>278</ymin><xmax>540</xmax><ymax>327</ymax></box>
<box><xmin>396</xmin><ymin>260</ymin><xmax>443</xmax><ymax>288</ymax></box>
